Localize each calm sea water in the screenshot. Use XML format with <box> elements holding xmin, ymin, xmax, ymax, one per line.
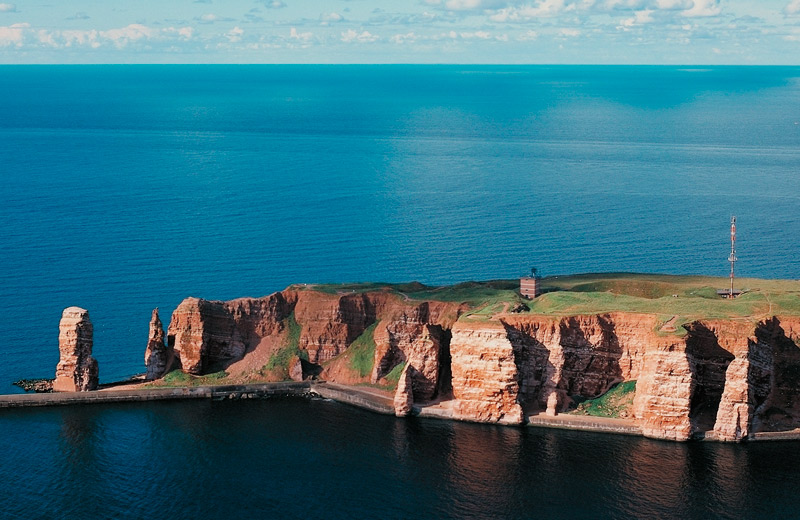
<box><xmin>1</xmin><ymin>66</ymin><xmax>800</xmax><ymax>518</ymax></box>
<box><xmin>4</xmin><ymin>397</ymin><xmax>800</xmax><ymax>520</ymax></box>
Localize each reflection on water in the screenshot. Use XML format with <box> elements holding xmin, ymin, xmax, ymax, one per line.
<box><xmin>2</xmin><ymin>398</ymin><xmax>800</xmax><ymax>519</ymax></box>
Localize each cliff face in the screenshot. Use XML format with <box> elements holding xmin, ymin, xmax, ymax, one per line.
<box><xmin>450</xmin><ymin>321</ymin><xmax>525</xmax><ymax>425</ymax></box>
<box><xmin>166</xmin><ymin>290</ymin><xmax>463</xmax><ymax>404</ymax></box>
<box><xmin>53</xmin><ymin>307</ymin><xmax>98</xmax><ymax>392</ymax></box>
<box><xmin>163</xmin><ymin>288</ymin><xmax>800</xmax><ymax>441</ymax></box>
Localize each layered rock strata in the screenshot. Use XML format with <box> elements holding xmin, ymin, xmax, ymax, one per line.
<box><xmin>393</xmin><ymin>364</ymin><xmax>414</xmax><ymax>417</ymax></box>
<box><xmin>53</xmin><ymin>307</ymin><xmax>98</xmax><ymax>392</ymax></box>
<box><xmin>145</xmin><ymin>308</ymin><xmax>170</xmax><ymax>380</ymax></box>
<box><xmin>450</xmin><ymin>321</ymin><xmax>525</xmax><ymax>425</ymax></box>
<box><xmin>163</xmin><ymin>287</ymin><xmax>800</xmax><ymax>441</ymax></box>
<box><xmin>166</xmin><ymin>290</ymin><xmax>463</xmax><ymax>404</ymax></box>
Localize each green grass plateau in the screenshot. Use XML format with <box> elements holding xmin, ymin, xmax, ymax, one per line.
<box><xmin>303</xmin><ymin>273</ymin><xmax>800</xmax><ymax>325</ymax></box>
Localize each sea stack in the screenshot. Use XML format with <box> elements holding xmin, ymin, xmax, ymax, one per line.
<box><xmin>145</xmin><ymin>308</ymin><xmax>169</xmax><ymax>380</ymax></box>
<box><xmin>393</xmin><ymin>364</ymin><xmax>414</xmax><ymax>417</ymax></box>
<box><xmin>53</xmin><ymin>307</ymin><xmax>99</xmax><ymax>392</ymax></box>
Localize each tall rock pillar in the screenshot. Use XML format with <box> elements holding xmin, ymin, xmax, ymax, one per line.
<box><xmin>53</xmin><ymin>307</ymin><xmax>99</xmax><ymax>392</ymax></box>
<box><xmin>145</xmin><ymin>308</ymin><xmax>170</xmax><ymax>380</ymax></box>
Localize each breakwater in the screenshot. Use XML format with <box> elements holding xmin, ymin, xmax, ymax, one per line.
<box><xmin>0</xmin><ymin>381</ymin><xmax>311</xmax><ymax>409</ymax></box>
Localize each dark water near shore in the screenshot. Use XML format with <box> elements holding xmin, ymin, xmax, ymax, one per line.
<box><xmin>1</xmin><ymin>66</ymin><xmax>800</xmax><ymax>518</ymax></box>
<box><xmin>3</xmin><ymin>397</ymin><xmax>800</xmax><ymax>520</ymax></box>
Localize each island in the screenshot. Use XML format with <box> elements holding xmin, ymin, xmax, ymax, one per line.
<box><xmin>13</xmin><ymin>273</ymin><xmax>800</xmax><ymax>443</ymax></box>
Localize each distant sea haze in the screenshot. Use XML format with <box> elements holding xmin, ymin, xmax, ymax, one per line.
<box><xmin>0</xmin><ymin>65</ymin><xmax>798</xmax><ymax>387</ymax></box>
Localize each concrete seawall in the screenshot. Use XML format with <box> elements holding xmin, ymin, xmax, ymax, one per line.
<box><xmin>0</xmin><ymin>382</ymin><xmax>311</xmax><ymax>409</ymax></box>
<box><xmin>527</xmin><ymin>413</ymin><xmax>642</xmax><ymax>436</ymax></box>
<box><xmin>3</xmin><ymin>382</ymin><xmax>799</xmax><ymax>442</ymax></box>
<box><xmin>312</xmin><ymin>382</ymin><xmax>395</xmax><ymax>415</ymax></box>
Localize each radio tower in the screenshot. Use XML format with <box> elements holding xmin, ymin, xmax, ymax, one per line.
<box><xmin>728</xmin><ymin>216</ymin><xmax>737</xmax><ymax>298</ymax></box>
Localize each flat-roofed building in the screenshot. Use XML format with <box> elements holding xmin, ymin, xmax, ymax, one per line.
<box><xmin>520</xmin><ymin>277</ymin><xmax>540</xmax><ymax>299</ymax></box>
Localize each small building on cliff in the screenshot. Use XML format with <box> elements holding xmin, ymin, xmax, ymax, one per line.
<box><xmin>520</xmin><ymin>269</ymin><xmax>540</xmax><ymax>299</ymax></box>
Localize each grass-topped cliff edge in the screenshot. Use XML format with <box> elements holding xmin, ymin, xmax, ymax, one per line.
<box><xmin>299</xmin><ymin>272</ymin><xmax>800</xmax><ymax>332</ymax></box>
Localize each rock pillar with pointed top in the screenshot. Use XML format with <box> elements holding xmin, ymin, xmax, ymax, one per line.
<box><xmin>53</xmin><ymin>307</ymin><xmax>99</xmax><ymax>392</ymax></box>
<box><xmin>145</xmin><ymin>308</ymin><xmax>170</xmax><ymax>380</ymax></box>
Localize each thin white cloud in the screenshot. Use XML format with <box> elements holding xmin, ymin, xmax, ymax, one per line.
<box><xmin>483</xmin><ymin>0</ymin><xmax>723</xmax><ymax>23</ymax></box>
<box><xmin>620</xmin><ymin>8</ymin><xmax>654</xmax><ymax>27</ymax></box>
<box><xmin>226</xmin><ymin>26</ymin><xmax>243</xmax><ymax>42</ymax></box>
<box><xmin>682</xmin><ymin>0</ymin><xmax>721</xmax><ymax>17</ymax></box>
<box><xmin>290</xmin><ymin>27</ymin><xmax>313</xmax><ymax>41</ymax></box>
<box><xmin>61</xmin><ymin>29</ymin><xmax>100</xmax><ymax>48</ymax></box>
<box><xmin>783</xmin><ymin>27</ymin><xmax>800</xmax><ymax>40</ymax></box>
<box><xmin>391</xmin><ymin>32</ymin><xmax>417</xmax><ymax>44</ymax></box>
<box><xmin>0</xmin><ymin>22</ymin><xmax>26</xmax><ymax>46</ymax></box>
<box><xmin>100</xmin><ymin>24</ymin><xmax>153</xmax><ymax>47</ymax></box>
<box><xmin>320</xmin><ymin>12</ymin><xmax>343</xmax><ymax>24</ymax></box>
<box><xmin>0</xmin><ymin>3</ymin><xmax>16</xmax><ymax>13</ymax></box>
<box><xmin>341</xmin><ymin>29</ymin><xmax>378</xmax><ymax>43</ymax></box>
<box><xmin>196</xmin><ymin>13</ymin><xmax>235</xmax><ymax>24</ymax></box>
<box><xmin>261</xmin><ymin>0</ymin><xmax>286</xmax><ymax>8</ymax></box>
<box><xmin>785</xmin><ymin>0</ymin><xmax>800</xmax><ymax>15</ymax></box>
<box><xmin>655</xmin><ymin>0</ymin><xmax>692</xmax><ymax>9</ymax></box>
<box><xmin>460</xmin><ymin>30</ymin><xmax>492</xmax><ymax>39</ymax></box>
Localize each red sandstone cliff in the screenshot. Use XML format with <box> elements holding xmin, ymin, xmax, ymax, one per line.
<box><xmin>161</xmin><ymin>288</ymin><xmax>800</xmax><ymax>442</ymax></box>
<box><xmin>54</xmin><ymin>307</ymin><xmax>98</xmax><ymax>392</ymax></box>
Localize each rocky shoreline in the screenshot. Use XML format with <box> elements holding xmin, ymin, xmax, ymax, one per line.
<box><xmin>4</xmin><ymin>379</ymin><xmax>800</xmax><ymax>442</ymax></box>
<box><xmin>17</xmin><ymin>277</ymin><xmax>800</xmax><ymax>443</ymax></box>
<box><xmin>12</xmin><ymin>378</ymin><xmax>54</xmax><ymax>393</ymax></box>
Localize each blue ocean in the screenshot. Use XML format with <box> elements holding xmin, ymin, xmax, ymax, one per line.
<box><xmin>1</xmin><ymin>66</ymin><xmax>800</xmax><ymax>518</ymax></box>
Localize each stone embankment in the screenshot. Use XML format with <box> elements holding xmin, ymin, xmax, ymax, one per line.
<box><xmin>7</xmin><ymin>379</ymin><xmax>800</xmax><ymax>441</ymax></box>
<box><xmin>0</xmin><ymin>382</ymin><xmax>310</xmax><ymax>409</ymax></box>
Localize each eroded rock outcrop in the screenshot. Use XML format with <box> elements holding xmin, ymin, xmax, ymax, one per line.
<box><xmin>393</xmin><ymin>364</ymin><xmax>414</xmax><ymax>417</ymax></box>
<box><xmin>372</xmin><ymin>302</ymin><xmax>457</xmax><ymax>402</ymax></box>
<box><xmin>53</xmin><ymin>307</ymin><xmax>98</xmax><ymax>392</ymax></box>
<box><xmin>167</xmin><ymin>290</ymin><xmax>462</xmax><ymax>404</ymax></box>
<box><xmin>145</xmin><ymin>308</ymin><xmax>170</xmax><ymax>380</ymax></box>
<box><xmin>160</xmin><ymin>285</ymin><xmax>800</xmax><ymax>441</ymax></box>
<box><xmin>450</xmin><ymin>321</ymin><xmax>525</xmax><ymax>425</ymax></box>
<box><xmin>288</xmin><ymin>355</ymin><xmax>304</xmax><ymax>382</ymax></box>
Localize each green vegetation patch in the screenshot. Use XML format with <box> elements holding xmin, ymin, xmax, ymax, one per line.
<box><xmin>153</xmin><ymin>369</ymin><xmax>229</xmax><ymax>388</ymax></box>
<box><xmin>261</xmin><ymin>313</ymin><xmax>308</xmax><ymax>380</ymax></box>
<box><xmin>347</xmin><ymin>322</ymin><xmax>379</xmax><ymax>377</ymax></box>
<box><xmin>571</xmin><ymin>380</ymin><xmax>636</xmax><ymax>418</ymax></box>
<box><xmin>298</xmin><ymin>273</ymin><xmax>800</xmax><ymax>321</ymax></box>
<box><xmin>384</xmin><ymin>362</ymin><xmax>406</xmax><ymax>389</ymax></box>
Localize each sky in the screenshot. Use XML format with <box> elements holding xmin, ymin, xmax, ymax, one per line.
<box><xmin>1</xmin><ymin>0</ymin><xmax>800</xmax><ymax>64</ymax></box>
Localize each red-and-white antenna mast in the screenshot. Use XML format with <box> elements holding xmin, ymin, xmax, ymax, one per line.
<box><xmin>728</xmin><ymin>216</ymin><xmax>737</xmax><ymax>298</ymax></box>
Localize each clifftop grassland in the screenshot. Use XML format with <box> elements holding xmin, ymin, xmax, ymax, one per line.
<box><xmin>301</xmin><ymin>272</ymin><xmax>800</xmax><ymax>329</ymax></box>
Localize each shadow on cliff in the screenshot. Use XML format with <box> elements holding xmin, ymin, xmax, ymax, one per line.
<box><xmin>684</xmin><ymin>323</ymin><xmax>735</xmax><ymax>435</ymax></box>
<box><xmin>503</xmin><ymin>315</ymin><xmax>625</xmax><ymax>413</ymax></box>
<box><xmin>753</xmin><ymin>317</ymin><xmax>800</xmax><ymax>432</ymax></box>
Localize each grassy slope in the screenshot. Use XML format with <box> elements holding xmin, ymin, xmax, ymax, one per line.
<box><xmin>263</xmin><ymin>313</ymin><xmax>306</xmax><ymax>378</ymax></box>
<box><xmin>531</xmin><ymin>273</ymin><xmax>800</xmax><ymax>321</ymax></box>
<box><xmin>571</xmin><ymin>380</ymin><xmax>637</xmax><ymax>418</ymax></box>
<box><xmin>328</xmin><ymin>322</ymin><xmax>379</xmax><ymax>378</ymax></box>
<box><xmin>148</xmin><ymin>369</ymin><xmax>229</xmax><ymax>388</ymax></box>
<box><xmin>303</xmin><ymin>273</ymin><xmax>800</xmax><ymax>323</ymax></box>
